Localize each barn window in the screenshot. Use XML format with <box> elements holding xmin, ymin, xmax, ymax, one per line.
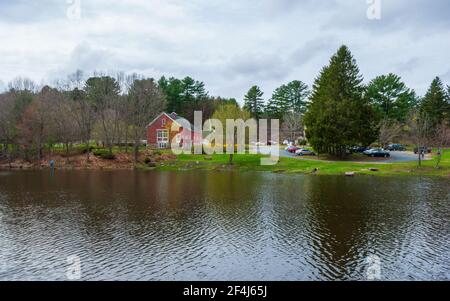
<box><xmin>162</xmin><ymin>119</ymin><xmax>166</xmax><ymax>126</ymax></box>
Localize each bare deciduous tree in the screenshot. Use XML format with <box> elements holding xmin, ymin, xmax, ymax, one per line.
<box><xmin>17</xmin><ymin>87</ymin><xmax>53</xmax><ymax>164</ymax></box>
<box><xmin>378</xmin><ymin>118</ymin><xmax>403</xmax><ymax>148</ymax></box>
<box><xmin>432</xmin><ymin>121</ymin><xmax>450</xmax><ymax>168</ymax></box>
<box><xmin>407</xmin><ymin>110</ymin><xmax>431</xmax><ymax>167</ymax></box>
<box><xmin>69</xmin><ymin>88</ymin><xmax>96</xmax><ymax>162</ymax></box>
<box><xmin>127</xmin><ymin>78</ymin><xmax>166</xmax><ymax>164</ymax></box>
<box><xmin>0</xmin><ymin>92</ymin><xmax>17</xmax><ymax>166</ymax></box>
<box><xmin>281</xmin><ymin>112</ymin><xmax>303</xmax><ymax>143</ymax></box>
<box><xmin>85</xmin><ymin>76</ymin><xmax>121</xmax><ymax>155</ymax></box>
<box><xmin>46</xmin><ymin>89</ymin><xmax>80</xmax><ymax>161</ymax></box>
<box><xmin>8</xmin><ymin>77</ymin><xmax>39</xmax><ymax>93</ymax></box>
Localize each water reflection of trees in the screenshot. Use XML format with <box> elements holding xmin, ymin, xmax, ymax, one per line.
<box><xmin>270</xmin><ymin>176</ymin><xmax>437</xmax><ymax>280</ymax></box>
<box><xmin>1</xmin><ymin>171</ymin><xmax>448</xmax><ymax>280</ymax></box>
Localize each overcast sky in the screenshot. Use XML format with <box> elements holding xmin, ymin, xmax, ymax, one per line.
<box><xmin>0</xmin><ymin>0</ymin><xmax>449</xmax><ymax>102</ymax></box>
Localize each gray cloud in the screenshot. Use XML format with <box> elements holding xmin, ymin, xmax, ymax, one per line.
<box><xmin>394</xmin><ymin>57</ymin><xmax>422</xmax><ymax>74</ymax></box>
<box><xmin>441</xmin><ymin>70</ymin><xmax>450</xmax><ymax>83</ymax></box>
<box><xmin>226</xmin><ymin>52</ymin><xmax>291</xmax><ymax>80</ymax></box>
<box><xmin>0</xmin><ymin>0</ymin><xmax>65</xmax><ymax>23</ymax></box>
<box><xmin>0</xmin><ymin>0</ymin><xmax>448</xmax><ymax>102</ymax></box>
<box><xmin>324</xmin><ymin>0</ymin><xmax>450</xmax><ymax>34</ymax></box>
<box><xmin>290</xmin><ymin>37</ymin><xmax>341</xmax><ymax>67</ymax></box>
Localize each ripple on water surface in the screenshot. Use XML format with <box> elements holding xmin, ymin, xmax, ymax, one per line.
<box><xmin>0</xmin><ymin>171</ymin><xmax>449</xmax><ymax>280</ymax></box>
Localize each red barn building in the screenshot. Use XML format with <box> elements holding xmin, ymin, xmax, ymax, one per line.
<box><xmin>147</xmin><ymin>112</ymin><xmax>202</xmax><ymax>149</ymax></box>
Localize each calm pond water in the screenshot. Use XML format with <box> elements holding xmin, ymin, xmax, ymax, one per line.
<box><xmin>0</xmin><ymin>170</ymin><xmax>449</xmax><ymax>281</ymax></box>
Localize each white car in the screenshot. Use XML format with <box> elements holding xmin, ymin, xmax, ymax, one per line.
<box><xmin>295</xmin><ymin>149</ymin><xmax>316</xmax><ymax>156</ymax></box>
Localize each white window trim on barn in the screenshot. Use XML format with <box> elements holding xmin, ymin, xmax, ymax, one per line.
<box><xmin>157</xmin><ymin>129</ymin><xmax>169</xmax><ymax>149</ymax></box>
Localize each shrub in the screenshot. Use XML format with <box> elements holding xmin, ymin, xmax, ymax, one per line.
<box><xmin>93</xmin><ymin>150</ymin><xmax>104</xmax><ymax>156</ymax></box>
<box><xmin>144</xmin><ymin>158</ymin><xmax>152</xmax><ymax>164</ymax></box>
<box><xmin>297</xmin><ymin>139</ymin><xmax>308</xmax><ymax>146</ymax></box>
<box><xmin>79</xmin><ymin>145</ymin><xmax>96</xmax><ymax>154</ymax></box>
<box><xmin>93</xmin><ymin>149</ymin><xmax>115</xmax><ymax>160</ymax></box>
<box><xmin>100</xmin><ymin>152</ymin><xmax>116</xmax><ymax>160</ymax></box>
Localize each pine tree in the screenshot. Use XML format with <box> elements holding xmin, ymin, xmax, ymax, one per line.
<box><xmin>304</xmin><ymin>45</ymin><xmax>377</xmax><ymax>157</ymax></box>
<box><xmin>420</xmin><ymin>77</ymin><xmax>449</xmax><ymax>128</ymax></box>
<box><xmin>265</xmin><ymin>80</ymin><xmax>309</xmax><ymax>120</ymax></box>
<box><xmin>243</xmin><ymin>86</ymin><xmax>264</xmax><ymax>119</ymax></box>
<box><xmin>158</xmin><ymin>76</ymin><xmax>208</xmax><ymax>115</ymax></box>
<box><xmin>158</xmin><ymin>76</ymin><xmax>183</xmax><ymax>113</ymax></box>
<box><xmin>264</xmin><ymin>85</ymin><xmax>288</xmax><ymax>120</ymax></box>
<box><xmin>447</xmin><ymin>85</ymin><xmax>450</xmax><ymax>124</ymax></box>
<box><xmin>366</xmin><ymin>73</ymin><xmax>417</xmax><ymax>122</ymax></box>
<box><xmin>285</xmin><ymin>80</ymin><xmax>309</xmax><ymax>114</ymax></box>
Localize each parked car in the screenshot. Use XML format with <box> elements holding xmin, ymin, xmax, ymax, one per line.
<box><xmin>363</xmin><ymin>148</ymin><xmax>391</xmax><ymax>158</ymax></box>
<box><xmin>286</xmin><ymin>145</ymin><xmax>299</xmax><ymax>153</ymax></box>
<box><xmin>251</xmin><ymin>141</ymin><xmax>265</xmax><ymax>147</ymax></box>
<box><xmin>414</xmin><ymin>147</ymin><xmax>432</xmax><ymax>154</ymax></box>
<box><xmin>351</xmin><ymin>146</ymin><xmax>369</xmax><ymax>153</ymax></box>
<box><xmin>387</xmin><ymin>144</ymin><xmax>406</xmax><ymax>151</ymax></box>
<box><xmin>295</xmin><ymin>149</ymin><xmax>316</xmax><ymax>156</ymax></box>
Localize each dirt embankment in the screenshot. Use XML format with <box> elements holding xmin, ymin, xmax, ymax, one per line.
<box><xmin>0</xmin><ymin>150</ymin><xmax>176</xmax><ymax>170</ymax></box>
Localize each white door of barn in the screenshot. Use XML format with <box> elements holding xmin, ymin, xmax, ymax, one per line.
<box><xmin>157</xmin><ymin>130</ymin><xmax>169</xmax><ymax>149</ymax></box>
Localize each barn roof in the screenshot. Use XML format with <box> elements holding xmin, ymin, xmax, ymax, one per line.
<box><xmin>147</xmin><ymin>112</ymin><xmax>201</xmax><ymax>133</ymax></box>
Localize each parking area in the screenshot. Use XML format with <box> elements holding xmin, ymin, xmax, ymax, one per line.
<box><xmin>279</xmin><ymin>149</ymin><xmax>432</xmax><ymax>163</ymax></box>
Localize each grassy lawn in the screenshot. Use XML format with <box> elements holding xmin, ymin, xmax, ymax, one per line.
<box><xmin>4</xmin><ymin>143</ymin><xmax>448</xmax><ymax>176</ymax></box>
<box><xmin>155</xmin><ymin>149</ymin><xmax>450</xmax><ymax>177</ymax></box>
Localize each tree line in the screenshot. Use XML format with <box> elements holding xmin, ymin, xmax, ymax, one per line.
<box><xmin>0</xmin><ymin>45</ymin><xmax>449</xmax><ymax>166</ymax></box>
<box><xmin>240</xmin><ymin>46</ymin><xmax>449</xmax><ymax>158</ymax></box>
<box><xmin>0</xmin><ymin>72</ymin><xmax>241</xmax><ymax>165</ymax></box>
<box><xmin>0</xmin><ymin>74</ymin><xmax>167</xmax><ymax>164</ymax></box>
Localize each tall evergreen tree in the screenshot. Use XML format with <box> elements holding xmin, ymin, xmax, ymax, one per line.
<box><xmin>446</xmin><ymin>85</ymin><xmax>450</xmax><ymax>124</ymax></box>
<box><xmin>158</xmin><ymin>76</ymin><xmax>183</xmax><ymax>113</ymax></box>
<box><xmin>264</xmin><ymin>99</ymin><xmax>280</xmax><ymax>119</ymax></box>
<box><xmin>366</xmin><ymin>73</ymin><xmax>417</xmax><ymax>122</ymax></box>
<box><xmin>420</xmin><ymin>77</ymin><xmax>449</xmax><ymax>128</ymax></box>
<box><xmin>181</xmin><ymin>76</ymin><xmax>207</xmax><ymax>103</ymax></box>
<box><xmin>304</xmin><ymin>45</ymin><xmax>377</xmax><ymax>157</ymax></box>
<box><xmin>265</xmin><ymin>80</ymin><xmax>309</xmax><ymax>119</ymax></box>
<box><xmin>158</xmin><ymin>76</ymin><xmax>208</xmax><ymax>116</ymax></box>
<box><xmin>243</xmin><ymin>85</ymin><xmax>264</xmax><ymax>119</ymax></box>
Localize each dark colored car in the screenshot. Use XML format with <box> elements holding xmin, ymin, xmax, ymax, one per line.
<box><xmin>387</xmin><ymin>144</ymin><xmax>406</xmax><ymax>151</ymax></box>
<box><xmin>351</xmin><ymin>146</ymin><xmax>369</xmax><ymax>153</ymax></box>
<box><xmin>363</xmin><ymin>148</ymin><xmax>391</xmax><ymax>158</ymax></box>
<box><xmin>286</xmin><ymin>146</ymin><xmax>299</xmax><ymax>153</ymax></box>
<box><xmin>414</xmin><ymin>147</ymin><xmax>432</xmax><ymax>154</ymax></box>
